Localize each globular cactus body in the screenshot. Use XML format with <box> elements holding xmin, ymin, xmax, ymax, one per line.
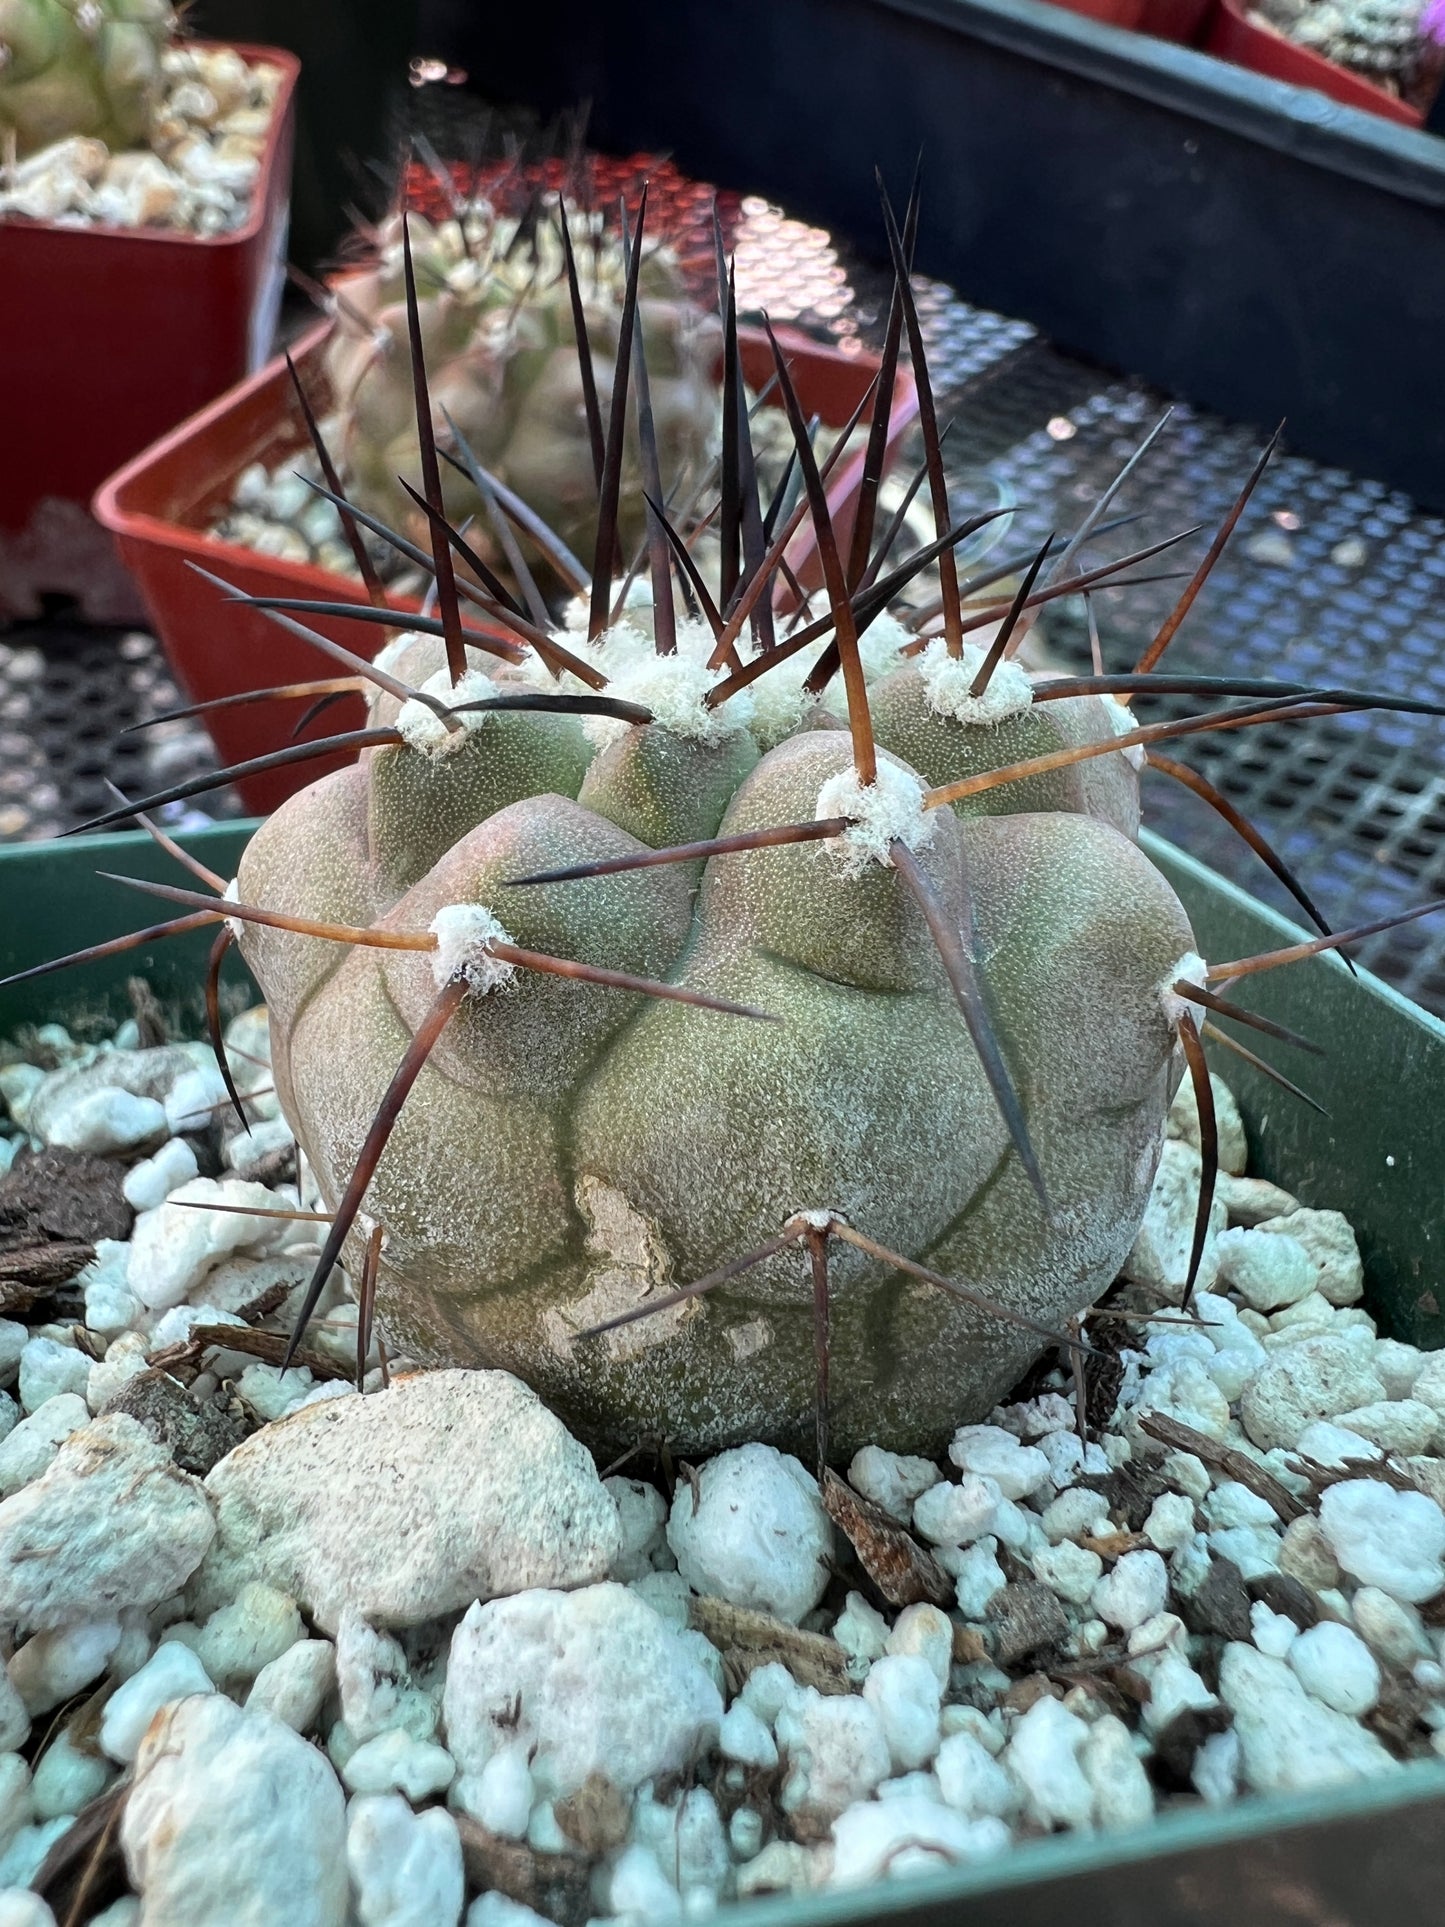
<box><xmin>237</xmin><ymin>626</ymin><xmax>1195</xmax><ymax>1458</ymax></box>
<box><xmin>0</xmin><ymin>0</ymin><xmax>172</xmax><ymax>156</ymax></box>
<box><xmin>324</xmin><ymin>210</ymin><xmax>720</xmax><ymax>584</ymax></box>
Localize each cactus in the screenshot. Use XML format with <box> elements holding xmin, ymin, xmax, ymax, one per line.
<box><xmin>321</xmin><ymin>197</ymin><xmax>721</xmax><ymax>593</ymax></box>
<box><xmin>0</xmin><ymin>0</ymin><xmax>173</xmax><ymax>157</ymax></box>
<box><xmin>1253</xmin><ymin>0</ymin><xmax>1430</xmax><ymax>89</ymax></box>
<box><xmin>31</xmin><ymin>185</ymin><xmax>1444</xmax><ymax>1464</ymax></box>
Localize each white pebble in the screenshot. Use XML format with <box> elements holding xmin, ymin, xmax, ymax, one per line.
<box><xmin>934</xmin><ymin>1731</ymin><xmax>1015</xmax><ymax>1820</ymax></box>
<box><xmin>347</xmin><ymin>1792</ymin><xmax>463</xmax><ymax>1927</ymax></box>
<box><xmin>606</xmin><ymin>1477</ymin><xmax>671</xmax><ymax>1582</ymax></box>
<box><xmin>1318</xmin><ymin>1480</ymin><xmax>1445</xmax><ymax>1604</ymax></box>
<box><xmin>1220</xmin><ymin>1643</ymin><xmax>1396</xmax><ymax>1791</ymax></box>
<box><xmin>237</xmin><ymin>1362</ymin><xmax>315</xmax><ymax>1421</ymax></box>
<box><xmin>1288</xmin><ymin>1622</ymin><xmax>1380</xmax><ymax>1715</ymax></box>
<box><xmin>1081</xmin><ymin>1714</ymin><xmax>1154</xmax><ymax>1831</ymax></box>
<box><xmin>163</xmin><ymin>1067</ymin><xmax>231</xmax><ymax>1135</ymax></box>
<box><xmin>886</xmin><ymin>1604</ymin><xmax>954</xmax><ymax>1690</ymax></box>
<box><xmin>0</xmin><ymin>1415</ymin><xmax>215</xmax><ymax>1631</ymax></box>
<box><xmin>1372</xmin><ymin>1340</ymin><xmax>1424</xmax><ymax>1400</ymax></box>
<box><xmin>666</xmin><ymin>1445</ymin><xmax>830</xmax><ymax>1624</ymax></box>
<box><xmin>1040</xmin><ymin>1489</ymin><xmax>1109</xmax><ymax>1543</ymax></box>
<box><xmin>1258</xmin><ymin>1210</ymin><xmax>1362</xmax><ymax>1305</ymax></box>
<box><xmin>1249</xmin><ymin>1602</ymin><xmax>1299</xmax><ymax>1660</ymax></box>
<box><xmin>1006</xmin><ymin>1696</ymin><xmax>1094</xmax><ymax>1831</ymax></box>
<box><xmin>829</xmin><ymin>1795</ymin><xmax>1009</xmax><ymax>1887</ymax></box>
<box><xmin>607</xmin><ymin>1841</ymin><xmax>681</xmax><ymax>1921</ymax></box>
<box><xmin>445</xmin><ymin>1584</ymin><xmax>720</xmax><ymax>1800</ymax></box>
<box><xmin>948</xmin><ymin>1426</ymin><xmax>1050</xmax><ymax>1501</ymax></box>
<box><xmin>453</xmin><ymin>1741</ymin><xmax>531</xmax><ymax>1839</ymax></box>
<box><xmin>1143</xmin><ymin>1492</ymin><xmax>1196</xmax><ymax>1552</ymax></box>
<box><xmin>913</xmin><ymin>1475</ymin><xmax>1001</xmax><ymax>1548</ymax></box>
<box><xmin>776</xmin><ymin>1689</ymin><xmax>890</xmax><ymax>1824</ymax></box>
<box><xmin>122</xmin><ymin>1696</ymin><xmax>347</xmax><ymax>1925</ymax></box>
<box><xmin>1351</xmin><ymin>1588</ymin><xmax>1431</xmax><ymax>1666</ymax></box>
<box><xmin>41</xmin><ymin>1088</ymin><xmax>165</xmax><ymax>1155</ymax></box>
<box><xmin>739</xmin><ymin>1661</ymin><xmax>804</xmax><ymax>1728</ymax></box>
<box><xmin>342</xmin><ymin>1729</ymin><xmax>455</xmax><ymax>1800</ymax></box>
<box><xmin>127</xmin><ymin>1178</ymin><xmax>283</xmax><ymax>1310</ymax></box>
<box><xmin>85</xmin><ymin>1334</ymin><xmax>149</xmax><ymax>1415</ymax></box>
<box><xmin>81</xmin><ymin>1245</ymin><xmax>143</xmax><ymax>1338</ymax></box>
<box><xmin>1090</xmin><ymin>1550</ymin><xmax>1168</xmax><ymax>1633</ymax></box>
<box><xmin>0</xmin><ymin>1892</ymin><xmax>56</xmax><ymax>1927</ymax></box>
<box><xmin>29</xmin><ymin>1730</ymin><xmax>111</xmax><ymax>1822</ymax></box>
<box><xmin>1204</xmin><ymin>1481</ymin><xmax>1278</xmax><ymax>1531</ymax></box>
<box><xmin>247</xmin><ymin>1638</ymin><xmax>336</xmax><ymax>1733</ymax></box>
<box><xmin>18</xmin><ymin>1340</ymin><xmax>89</xmax><ymax>1415</ymax></box>
<box><xmin>0</xmin><ymin>1395</ymin><xmax>86</xmax><ymax>1495</ymax></box>
<box><xmin>0</xmin><ymin>1754</ymin><xmax>31</xmax><ymax>1853</ymax></box>
<box><xmin>847</xmin><ymin>1446</ymin><xmax>941</xmax><ymax>1521</ymax></box>
<box><xmin>1240</xmin><ymin>1336</ymin><xmax>1386</xmax><ymax>1451</ymax></box>
<box><xmin>719</xmin><ymin>1701</ymin><xmax>778</xmax><ymax>1770</ymax></box>
<box><xmin>1133</xmin><ymin>1358</ymin><xmax>1231</xmax><ymax>1441</ymax></box>
<box><xmin>862</xmin><ymin>1655</ymin><xmax>942</xmax><ymax>1772</ymax></box>
<box><xmin>1192</xmin><ymin>1728</ymin><xmax>1240</xmax><ymax>1805</ymax></box>
<box><xmin>100</xmin><ymin>1642</ymin><xmax>214</xmax><ymax>1762</ymax></box>
<box><xmin>1215</xmin><ymin>1228</ymin><xmax>1315</xmax><ymax>1311</ymax></box>
<box><xmin>1334</xmin><ymin>1401</ymin><xmax>1439</xmax><ymax>1456</ymax></box>
<box><xmin>1293</xmin><ymin>1421</ymin><xmax>1382</xmax><ymax>1469</ymax></box>
<box><xmin>123</xmin><ymin>1138</ymin><xmax>200</xmax><ymax>1211</ymax></box>
<box><xmin>951</xmin><ymin>1543</ymin><xmax>1006</xmax><ymax>1619</ymax></box>
<box><xmin>9</xmin><ymin>1619</ymin><xmax>120</xmax><ymax>1715</ymax></box>
<box><xmin>1031</xmin><ymin>1541</ymin><xmax>1103</xmax><ymax>1607</ymax></box>
<box><xmin>832</xmin><ymin>1592</ymin><xmax>889</xmax><ymax>1676</ymax></box>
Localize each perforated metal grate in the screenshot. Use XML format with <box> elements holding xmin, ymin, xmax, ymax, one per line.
<box><xmin>2</xmin><ymin>173</ymin><xmax>1441</xmax><ymax>1012</ymax></box>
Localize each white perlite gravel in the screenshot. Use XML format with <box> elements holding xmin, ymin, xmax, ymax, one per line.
<box><xmin>0</xmin><ymin>47</ymin><xmax>282</xmax><ymax>236</ymax></box>
<box><xmin>1</xmin><ymin>1007</ymin><xmax>1445</xmax><ymax>1923</ymax></box>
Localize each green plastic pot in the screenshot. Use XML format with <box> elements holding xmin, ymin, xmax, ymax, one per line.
<box><xmin>1</xmin><ymin>822</ymin><xmax>1443</xmax><ymax>1917</ymax></box>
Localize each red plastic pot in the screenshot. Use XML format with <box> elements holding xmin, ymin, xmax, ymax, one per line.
<box><xmin>1045</xmin><ymin>0</ymin><xmax>1212</xmax><ymax>41</ymax></box>
<box><xmin>95</xmin><ymin>318</ymin><xmax>920</xmax><ymax>813</ymax></box>
<box><xmin>0</xmin><ymin>40</ymin><xmax>299</xmax><ymax>622</ymax></box>
<box><xmin>1205</xmin><ymin>0</ymin><xmax>1423</xmax><ymax>124</ymax></box>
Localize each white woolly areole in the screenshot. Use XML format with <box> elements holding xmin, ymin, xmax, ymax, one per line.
<box><xmin>396</xmin><ymin>668</ymin><xmax>497</xmax><ymax>758</ymax></box>
<box><xmin>372</xmin><ymin>630</ymin><xmax>430</xmax><ymax>678</ymax></box>
<box><xmin>222</xmin><ymin>877</ymin><xmax>244</xmax><ymax>944</ymax></box>
<box><xmin>1161</xmin><ymin>951</ymin><xmax>1209</xmax><ymax>1030</ymax></box>
<box><xmin>1101</xmin><ymin>693</ymin><xmax>1147</xmax><ymax>770</ymax></box>
<box><xmin>857</xmin><ymin>612</ymin><xmax>914</xmax><ymax>685</ymax></box>
<box><xmin>815</xmin><ymin>758</ymin><xmax>937</xmax><ymax>874</ymax></box>
<box><xmin>579</xmin><ymin>618</ymin><xmax>754</xmax><ymax>747</ymax></box>
<box><xmin>918</xmin><ymin>637</ymin><xmax>1033</xmax><ymax>726</ymax></box>
<box><xmin>429</xmin><ymin>905</ymin><xmax>517</xmax><ymax>994</ymax></box>
<box><xmin>790</xmin><ymin>1208</ymin><xmax>840</xmax><ymax>1231</ymax></box>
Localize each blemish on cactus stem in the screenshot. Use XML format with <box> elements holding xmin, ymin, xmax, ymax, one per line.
<box><xmin>428</xmin><ymin>906</ymin><xmax>518</xmax><ymax>995</ymax></box>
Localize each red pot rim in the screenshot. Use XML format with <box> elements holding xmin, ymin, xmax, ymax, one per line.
<box><xmin>0</xmin><ymin>39</ymin><xmax>301</xmax><ymax>251</ymax></box>
<box><xmin>1206</xmin><ymin>0</ymin><xmax>1423</xmax><ymax>125</ymax></box>
<box><xmin>94</xmin><ymin>316</ymin><xmax>921</xmax><ymax>617</ymax></box>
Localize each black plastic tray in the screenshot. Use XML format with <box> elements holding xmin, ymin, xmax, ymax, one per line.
<box><xmin>466</xmin><ymin>0</ymin><xmax>1445</xmax><ymax>509</ymax></box>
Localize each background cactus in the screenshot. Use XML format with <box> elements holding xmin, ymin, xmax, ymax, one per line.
<box><xmin>0</xmin><ymin>0</ymin><xmax>173</xmax><ymax>157</ymax></box>
<box><xmin>322</xmin><ymin>201</ymin><xmax>721</xmax><ymax>591</ymax></box>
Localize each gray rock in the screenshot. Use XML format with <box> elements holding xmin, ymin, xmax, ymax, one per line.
<box><xmin>102</xmin><ymin>1371</ymin><xmax>246</xmax><ymax>1477</ymax></box>
<box><xmin>0</xmin><ymin>1415</ymin><xmax>215</xmax><ymax>1633</ymax></box>
<box><xmin>195</xmin><ymin>1370</ymin><xmax>621</xmax><ymax>1631</ymax></box>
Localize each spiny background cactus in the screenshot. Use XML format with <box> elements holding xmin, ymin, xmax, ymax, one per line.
<box><xmin>38</xmin><ymin>180</ymin><xmax>1445</xmax><ymax>1465</ymax></box>
<box><xmin>1254</xmin><ymin>0</ymin><xmax>1432</xmax><ymax>89</ymax></box>
<box><xmin>321</xmin><ymin>193</ymin><xmax>721</xmax><ymax>593</ymax></box>
<box><xmin>0</xmin><ymin>0</ymin><xmax>173</xmax><ymax>157</ymax></box>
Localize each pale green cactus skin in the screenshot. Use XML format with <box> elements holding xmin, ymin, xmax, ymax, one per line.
<box><xmin>237</xmin><ymin>635</ymin><xmax>1195</xmax><ymax>1458</ymax></box>
<box><xmin>323</xmin><ymin>213</ymin><xmax>721</xmax><ymax>585</ymax></box>
<box><xmin>0</xmin><ymin>0</ymin><xmax>171</xmax><ymax>156</ymax></box>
